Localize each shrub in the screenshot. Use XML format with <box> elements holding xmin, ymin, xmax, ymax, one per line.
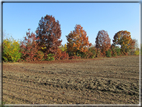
<box><xmin>55</xmin><ymin>48</ymin><xmax>62</xmax><ymax>60</ymax></box>
<box><xmin>74</xmin><ymin>50</ymin><xmax>84</xmax><ymax>58</ymax></box>
<box><xmin>121</xmin><ymin>50</ymin><xmax>128</xmax><ymax>56</ymax></box>
<box><xmin>128</xmin><ymin>49</ymin><xmax>135</xmax><ymax>55</ymax></box>
<box><xmin>83</xmin><ymin>51</ymin><xmax>91</xmax><ymax>59</ymax></box>
<box><xmin>113</xmin><ymin>52</ymin><xmax>117</xmax><ymax>57</ymax></box>
<box><xmin>134</xmin><ymin>49</ymin><xmax>139</xmax><ymax>55</ymax></box>
<box><xmin>81</xmin><ymin>49</ymin><xmax>95</xmax><ymax>59</ymax></box>
<box><xmin>60</xmin><ymin>51</ymin><xmax>69</xmax><ymax>60</ymax></box>
<box><xmin>69</xmin><ymin>55</ymin><xmax>81</xmax><ymax>59</ymax></box>
<box><xmin>2</xmin><ymin>37</ymin><xmax>22</xmax><ymax>62</ymax></box>
<box><xmin>88</xmin><ymin>47</ymin><xmax>97</xmax><ymax>58</ymax></box>
<box><xmin>67</xmin><ymin>50</ymin><xmax>83</xmax><ymax>58</ymax></box>
<box><xmin>75</xmin><ymin>50</ymin><xmax>87</xmax><ymax>59</ymax></box>
<box><xmin>46</xmin><ymin>53</ymin><xmax>55</xmax><ymax>61</ymax></box>
<box><xmin>68</xmin><ymin>47</ymin><xmax>96</xmax><ymax>59</ymax></box>
<box><xmin>106</xmin><ymin>49</ymin><xmax>111</xmax><ymax>57</ymax></box>
<box><xmin>59</xmin><ymin>44</ymin><xmax>67</xmax><ymax>52</ymax></box>
<box><xmin>111</xmin><ymin>46</ymin><xmax>117</xmax><ymax>57</ymax></box>
<box><xmin>115</xmin><ymin>48</ymin><xmax>121</xmax><ymax>56</ymax></box>
<box><xmin>96</xmin><ymin>48</ymin><xmax>101</xmax><ymax>57</ymax></box>
<box><xmin>36</xmin><ymin>51</ymin><xmax>44</xmax><ymax>61</ymax></box>
<box><xmin>55</xmin><ymin>48</ymin><xmax>69</xmax><ymax>60</ymax></box>
<box><xmin>67</xmin><ymin>51</ymin><xmax>73</xmax><ymax>57</ymax></box>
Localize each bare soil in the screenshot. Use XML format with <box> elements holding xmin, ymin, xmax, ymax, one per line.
<box><xmin>3</xmin><ymin>56</ymin><xmax>140</xmax><ymax>104</ymax></box>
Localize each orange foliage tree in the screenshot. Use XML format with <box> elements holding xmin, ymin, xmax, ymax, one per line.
<box><xmin>36</xmin><ymin>15</ymin><xmax>62</xmax><ymax>59</ymax></box>
<box><xmin>113</xmin><ymin>30</ymin><xmax>135</xmax><ymax>55</ymax></box>
<box><xmin>95</xmin><ymin>30</ymin><xmax>111</xmax><ymax>56</ymax></box>
<box><xmin>66</xmin><ymin>24</ymin><xmax>91</xmax><ymax>56</ymax></box>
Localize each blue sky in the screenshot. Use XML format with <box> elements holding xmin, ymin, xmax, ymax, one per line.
<box><xmin>3</xmin><ymin>2</ymin><xmax>140</xmax><ymax>47</ymax></box>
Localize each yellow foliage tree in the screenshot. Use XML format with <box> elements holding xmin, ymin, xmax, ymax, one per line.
<box><xmin>2</xmin><ymin>37</ymin><xmax>21</xmax><ymax>62</ymax></box>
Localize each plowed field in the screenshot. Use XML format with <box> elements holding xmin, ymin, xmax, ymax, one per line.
<box><xmin>3</xmin><ymin>56</ymin><xmax>140</xmax><ymax>104</ymax></box>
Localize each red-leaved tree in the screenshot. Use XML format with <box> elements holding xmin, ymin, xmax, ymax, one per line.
<box><xmin>95</xmin><ymin>30</ymin><xmax>111</xmax><ymax>56</ymax></box>
<box><xmin>20</xmin><ymin>29</ymin><xmax>44</xmax><ymax>62</ymax></box>
<box><xmin>36</xmin><ymin>15</ymin><xmax>62</xmax><ymax>59</ymax></box>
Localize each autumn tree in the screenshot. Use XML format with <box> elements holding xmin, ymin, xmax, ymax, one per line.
<box><xmin>66</xmin><ymin>24</ymin><xmax>91</xmax><ymax>56</ymax></box>
<box><xmin>20</xmin><ymin>29</ymin><xmax>44</xmax><ymax>62</ymax></box>
<box><xmin>36</xmin><ymin>15</ymin><xmax>62</xmax><ymax>59</ymax></box>
<box><xmin>2</xmin><ymin>37</ymin><xmax>21</xmax><ymax>62</ymax></box>
<box><xmin>95</xmin><ymin>30</ymin><xmax>111</xmax><ymax>56</ymax></box>
<box><xmin>113</xmin><ymin>30</ymin><xmax>135</xmax><ymax>55</ymax></box>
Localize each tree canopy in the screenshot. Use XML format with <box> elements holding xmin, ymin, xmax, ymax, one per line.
<box><xmin>113</xmin><ymin>30</ymin><xmax>135</xmax><ymax>55</ymax></box>
<box><xmin>66</xmin><ymin>25</ymin><xmax>91</xmax><ymax>55</ymax></box>
<box><xmin>36</xmin><ymin>15</ymin><xmax>62</xmax><ymax>58</ymax></box>
<box><xmin>95</xmin><ymin>30</ymin><xmax>111</xmax><ymax>56</ymax></box>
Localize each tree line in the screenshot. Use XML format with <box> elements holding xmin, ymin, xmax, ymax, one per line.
<box><xmin>2</xmin><ymin>14</ymin><xmax>140</xmax><ymax>62</ymax></box>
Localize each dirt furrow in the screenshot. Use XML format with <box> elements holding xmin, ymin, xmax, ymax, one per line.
<box><xmin>3</xmin><ymin>79</ymin><xmax>105</xmax><ymax>104</ymax></box>
<box><xmin>3</xmin><ymin>56</ymin><xmax>139</xmax><ymax>104</ymax></box>
<box><xmin>4</xmin><ymin>77</ymin><xmax>138</xmax><ymax>104</ymax></box>
<box><xmin>3</xmin><ymin>93</ymin><xmax>29</xmax><ymax>104</ymax></box>
<box><xmin>3</xmin><ymin>90</ymin><xmax>33</xmax><ymax>104</ymax></box>
<box><xmin>3</xmin><ymin>69</ymin><xmax>139</xmax><ymax>96</ymax></box>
